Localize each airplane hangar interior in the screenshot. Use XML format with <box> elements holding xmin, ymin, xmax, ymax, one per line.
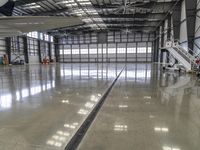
<box><xmin>0</xmin><ymin>0</ymin><xmax>200</xmax><ymax>150</ymax></box>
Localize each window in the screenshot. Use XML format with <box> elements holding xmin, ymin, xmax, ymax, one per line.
<box><xmin>60</xmin><ymin>50</ymin><xmax>63</xmax><ymax>55</ymax></box>
<box><xmin>128</xmin><ymin>33</ymin><xmax>134</xmax><ymax>42</ymax></box>
<box><xmin>80</xmin><ymin>35</ymin><xmax>84</xmax><ymax>43</ymax></box>
<box><xmin>64</xmin><ymin>49</ymin><xmax>71</xmax><ymax>55</ymax></box>
<box><xmin>44</xmin><ymin>34</ymin><xmax>49</xmax><ymax>41</ymax></box>
<box><xmin>0</xmin><ymin>38</ymin><xmax>6</xmax><ymax>53</ymax></box>
<box><xmin>108</xmin><ymin>32</ymin><xmax>114</xmax><ymax>42</ymax></box>
<box><xmin>148</xmin><ymin>47</ymin><xmax>152</xmax><ymax>53</ymax></box>
<box><xmin>80</xmin><ymin>45</ymin><xmax>88</xmax><ymax>54</ymax></box>
<box><xmin>91</xmin><ymin>34</ymin><xmax>97</xmax><ymax>43</ymax></box>
<box><xmin>135</xmin><ymin>33</ymin><xmax>142</xmax><ymax>41</ymax></box>
<box><xmin>72</xmin><ymin>49</ymin><xmax>79</xmax><ymax>54</ymax></box>
<box><xmin>107</xmin><ymin>44</ymin><xmax>115</xmax><ymax>54</ymax></box>
<box><xmin>40</xmin><ymin>41</ymin><xmax>49</xmax><ymax>57</ymax></box>
<box><xmin>108</xmin><ymin>35</ymin><xmax>114</xmax><ymax>42</ymax></box>
<box><xmin>117</xmin><ymin>43</ymin><xmax>126</xmax><ymax>54</ymax></box>
<box><xmin>108</xmin><ymin>48</ymin><xmax>116</xmax><ymax>54</ymax></box>
<box><xmin>137</xmin><ymin>47</ymin><xmax>146</xmax><ymax>53</ymax></box>
<box><xmin>81</xmin><ymin>48</ymin><xmax>88</xmax><ymax>54</ymax></box>
<box><xmin>99</xmin><ymin>48</ymin><xmax>105</xmax><ymax>54</ymax></box>
<box><xmin>89</xmin><ymin>48</ymin><xmax>97</xmax><ymax>54</ymax></box>
<box><xmin>27</xmin><ymin>31</ymin><xmax>38</xmax><ymax>39</ymax></box>
<box><xmin>28</xmin><ymin>38</ymin><xmax>38</xmax><ymax>56</ymax></box>
<box><xmin>85</xmin><ymin>34</ymin><xmax>90</xmax><ymax>43</ymax></box>
<box><xmin>50</xmin><ymin>36</ymin><xmax>54</xmax><ymax>42</ymax></box>
<box><xmin>127</xmin><ymin>47</ymin><xmax>136</xmax><ymax>53</ymax></box>
<box><xmin>103</xmin><ymin>44</ymin><xmax>107</xmax><ymax>54</ymax></box>
<box><xmin>117</xmin><ymin>48</ymin><xmax>126</xmax><ymax>54</ymax></box>
<box><xmin>11</xmin><ymin>37</ymin><xmax>24</xmax><ymax>55</ymax></box>
<box><xmin>39</xmin><ymin>33</ymin><xmax>44</xmax><ymax>40</ymax></box>
<box><xmin>121</xmin><ymin>34</ymin><xmax>127</xmax><ymax>42</ymax></box>
<box><xmin>89</xmin><ymin>44</ymin><xmax>97</xmax><ymax>54</ymax></box>
<box><xmin>73</xmin><ymin>36</ymin><xmax>78</xmax><ymax>44</ymax></box>
<box><xmin>68</xmin><ymin>37</ymin><xmax>72</xmax><ymax>44</ymax></box>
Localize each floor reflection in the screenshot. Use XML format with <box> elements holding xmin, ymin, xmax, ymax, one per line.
<box><xmin>0</xmin><ymin>65</ymin><xmax>56</xmax><ymax>110</ymax></box>
<box><xmin>1</xmin><ymin>63</ymin><xmax>199</xmax><ymax>150</ymax></box>
<box><xmin>76</xmin><ymin>64</ymin><xmax>200</xmax><ymax>150</ymax></box>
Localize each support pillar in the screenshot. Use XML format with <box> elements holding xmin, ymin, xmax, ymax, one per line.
<box><xmin>185</xmin><ymin>0</ymin><xmax>197</xmax><ymax>51</ymax></box>
<box><xmin>167</xmin><ymin>15</ymin><xmax>172</xmax><ymax>41</ymax></box>
<box><xmin>194</xmin><ymin>0</ymin><xmax>200</xmax><ymax>54</ymax></box>
<box><xmin>38</xmin><ymin>40</ymin><xmax>42</xmax><ymax>63</ymax></box>
<box><xmin>153</xmin><ymin>30</ymin><xmax>159</xmax><ymax>62</ymax></box>
<box><xmin>172</xmin><ymin>2</ymin><xmax>181</xmax><ymax>40</ymax></box>
<box><xmin>48</xmin><ymin>42</ymin><xmax>52</xmax><ymax>61</ymax></box>
<box><xmin>179</xmin><ymin>0</ymin><xmax>188</xmax><ymax>49</ymax></box>
<box><xmin>5</xmin><ymin>37</ymin><xmax>11</xmax><ymax>64</ymax></box>
<box><xmin>54</xmin><ymin>37</ymin><xmax>59</xmax><ymax>62</ymax></box>
<box><xmin>22</xmin><ymin>36</ymin><xmax>29</xmax><ymax>64</ymax></box>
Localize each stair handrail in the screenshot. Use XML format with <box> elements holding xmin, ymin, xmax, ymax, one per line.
<box><xmin>173</xmin><ymin>40</ymin><xmax>200</xmax><ymax>58</ymax></box>
<box><xmin>175</xmin><ymin>45</ymin><xmax>196</xmax><ymax>62</ymax></box>
<box><xmin>187</xmin><ymin>47</ymin><xmax>199</xmax><ymax>58</ymax></box>
<box><xmin>176</xmin><ymin>46</ymin><xmax>194</xmax><ymax>58</ymax></box>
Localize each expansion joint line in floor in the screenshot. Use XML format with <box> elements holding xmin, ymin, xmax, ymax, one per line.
<box><xmin>65</xmin><ymin>65</ymin><xmax>126</xmax><ymax>150</ymax></box>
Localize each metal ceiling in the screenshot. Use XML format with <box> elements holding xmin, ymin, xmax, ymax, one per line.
<box><xmin>12</xmin><ymin>0</ymin><xmax>180</xmax><ymax>33</ymax></box>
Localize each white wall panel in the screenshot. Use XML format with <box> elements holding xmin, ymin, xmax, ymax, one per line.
<box><xmin>194</xmin><ymin>1</ymin><xmax>200</xmax><ymax>55</ymax></box>
<box><xmin>180</xmin><ymin>0</ymin><xmax>188</xmax><ymax>50</ymax></box>
<box><xmin>0</xmin><ymin>38</ymin><xmax>6</xmax><ymax>57</ymax></box>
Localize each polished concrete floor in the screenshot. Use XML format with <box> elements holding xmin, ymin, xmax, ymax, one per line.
<box><xmin>78</xmin><ymin>64</ymin><xmax>200</xmax><ymax>150</ymax></box>
<box><xmin>0</xmin><ymin>63</ymin><xmax>200</xmax><ymax>150</ymax></box>
<box><xmin>0</xmin><ymin>63</ymin><xmax>124</xmax><ymax>150</ymax></box>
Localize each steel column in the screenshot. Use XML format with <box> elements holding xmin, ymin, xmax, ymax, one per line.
<box><xmin>186</xmin><ymin>0</ymin><xmax>197</xmax><ymax>51</ymax></box>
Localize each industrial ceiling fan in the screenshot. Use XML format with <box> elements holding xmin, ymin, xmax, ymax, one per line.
<box><xmin>108</xmin><ymin>0</ymin><xmax>152</xmax><ymax>34</ymax></box>
<box><xmin>110</xmin><ymin>0</ymin><xmax>152</xmax><ymax>15</ymax></box>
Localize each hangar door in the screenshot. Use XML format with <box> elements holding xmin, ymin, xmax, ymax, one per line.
<box><xmin>59</xmin><ymin>42</ymin><xmax>152</xmax><ymax>63</ymax></box>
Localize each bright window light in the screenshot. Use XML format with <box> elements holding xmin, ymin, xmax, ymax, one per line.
<box><xmin>57</xmin><ymin>0</ymin><xmax>74</xmax><ymax>4</ymax></box>
<box><xmin>118</xmin><ymin>48</ymin><xmax>126</xmax><ymax>54</ymax></box>
<box><xmin>137</xmin><ymin>47</ymin><xmax>146</xmax><ymax>53</ymax></box>
<box><xmin>108</xmin><ymin>48</ymin><xmax>116</xmax><ymax>54</ymax></box>
<box><xmin>72</xmin><ymin>49</ymin><xmax>79</xmax><ymax>54</ymax></box>
<box><xmin>80</xmin><ymin>48</ymin><xmax>88</xmax><ymax>54</ymax></box>
<box><xmin>64</xmin><ymin>49</ymin><xmax>71</xmax><ymax>55</ymax></box>
<box><xmin>78</xmin><ymin>109</ymin><xmax>89</xmax><ymax>115</ymax></box>
<box><xmin>148</xmin><ymin>47</ymin><xmax>152</xmax><ymax>53</ymax></box>
<box><xmin>89</xmin><ymin>48</ymin><xmax>97</xmax><ymax>54</ymax></box>
<box><xmin>114</xmin><ymin>124</ymin><xmax>128</xmax><ymax>131</ymax></box>
<box><xmin>0</xmin><ymin>94</ymin><xmax>12</xmax><ymax>109</ymax></box>
<box><xmin>79</xmin><ymin>2</ymin><xmax>91</xmax><ymax>5</ymax></box>
<box><xmin>27</xmin><ymin>31</ymin><xmax>38</xmax><ymax>38</ymax></box>
<box><xmin>127</xmin><ymin>47</ymin><xmax>136</xmax><ymax>53</ymax></box>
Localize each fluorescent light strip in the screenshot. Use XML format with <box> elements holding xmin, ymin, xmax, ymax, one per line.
<box><xmin>57</xmin><ymin>0</ymin><xmax>74</xmax><ymax>4</ymax></box>
<box><xmin>79</xmin><ymin>2</ymin><xmax>91</xmax><ymax>5</ymax></box>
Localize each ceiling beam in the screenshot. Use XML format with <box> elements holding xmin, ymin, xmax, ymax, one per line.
<box><xmin>27</xmin><ymin>7</ymin><xmax>70</xmax><ymax>16</ymax></box>
<box><xmin>103</xmin><ymin>20</ymin><xmax>160</xmax><ymax>25</ymax></box>
<box><xmin>99</xmin><ymin>13</ymin><xmax>166</xmax><ymax>20</ymax></box>
<box><xmin>15</xmin><ymin>0</ymin><xmax>46</xmax><ymax>6</ymax></box>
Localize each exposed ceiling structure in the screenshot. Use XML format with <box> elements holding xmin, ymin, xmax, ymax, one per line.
<box><xmin>9</xmin><ymin>0</ymin><xmax>180</xmax><ymax>34</ymax></box>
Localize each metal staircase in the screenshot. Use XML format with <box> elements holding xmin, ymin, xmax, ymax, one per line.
<box><xmin>163</xmin><ymin>41</ymin><xmax>199</xmax><ymax>72</ymax></box>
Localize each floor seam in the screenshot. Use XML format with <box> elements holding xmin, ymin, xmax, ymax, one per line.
<box><xmin>64</xmin><ymin>66</ymin><xmax>126</xmax><ymax>150</ymax></box>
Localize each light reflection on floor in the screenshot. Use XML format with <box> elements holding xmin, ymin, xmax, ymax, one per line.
<box><xmin>77</xmin><ymin>64</ymin><xmax>200</xmax><ymax>150</ymax></box>
<box><xmin>0</xmin><ymin>63</ymin><xmax>155</xmax><ymax>149</ymax></box>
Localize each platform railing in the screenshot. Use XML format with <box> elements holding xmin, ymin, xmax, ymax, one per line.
<box><xmin>164</xmin><ymin>40</ymin><xmax>200</xmax><ymax>71</ymax></box>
